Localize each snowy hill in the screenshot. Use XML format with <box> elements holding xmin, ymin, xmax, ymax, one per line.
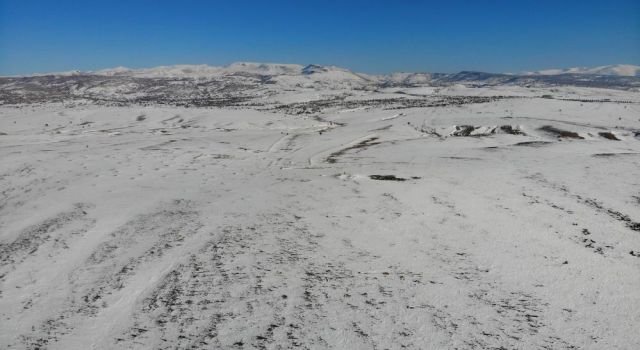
<box><xmin>77</xmin><ymin>63</ymin><xmax>377</xmax><ymax>89</ymax></box>
<box><xmin>93</xmin><ymin>63</ymin><xmax>304</xmax><ymax>79</ymax></box>
<box><xmin>382</xmin><ymin>72</ymin><xmax>442</xmax><ymax>85</ymax></box>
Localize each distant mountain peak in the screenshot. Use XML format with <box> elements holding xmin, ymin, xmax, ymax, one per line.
<box><xmin>301</xmin><ymin>64</ymin><xmax>326</xmax><ymax>74</ymax></box>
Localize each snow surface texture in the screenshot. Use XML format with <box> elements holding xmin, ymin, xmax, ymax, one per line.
<box><xmin>1</xmin><ymin>66</ymin><xmax>640</xmax><ymax>349</ymax></box>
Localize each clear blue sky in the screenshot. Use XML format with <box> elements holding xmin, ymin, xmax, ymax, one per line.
<box><xmin>1</xmin><ymin>0</ymin><xmax>638</xmax><ymax>75</ymax></box>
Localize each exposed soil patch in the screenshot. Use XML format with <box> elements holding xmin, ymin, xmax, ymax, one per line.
<box><xmin>598</xmin><ymin>132</ymin><xmax>620</xmax><ymax>141</ymax></box>
<box><xmin>498</xmin><ymin>125</ymin><xmax>526</xmax><ymax>135</ymax></box>
<box><xmin>539</xmin><ymin>125</ymin><xmax>584</xmax><ymax>139</ymax></box>
<box><xmin>326</xmin><ymin>137</ymin><xmax>380</xmax><ymax>163</ymax></box>
<box><xmin>450</xmin><ymin>125</ymin><xmax>525</xmax><ymax>137</ymax></box>
<box><xmin>450</xmin><ymin>125</ymin><xmax>477</xmax><ymax>137</ymax></box>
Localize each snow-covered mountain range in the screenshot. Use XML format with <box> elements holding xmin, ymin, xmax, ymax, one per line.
<box><xmin>2</xmin><ymin>62</ymin><xmax>639</xmax><ymax>106</ymax></box>
<box><xmin>522</xmin><ymin>64</ymin><xmax>640</xmax><ymax>77</ymax></box>
<box><xmin>26</xmin><ymin>62</ymin><xmax>640</xmax><ymax>79</ymax></box>
<box><xmin>31</xmin><ymin>62</ymin><xmax>372</xmax><ymax>80</ymax></box>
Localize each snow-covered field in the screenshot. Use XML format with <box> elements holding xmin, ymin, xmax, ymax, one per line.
<box><xmin>1</xmin><ymin>81</ymin><xmax>640</xmax><ymax>349</ymax></box>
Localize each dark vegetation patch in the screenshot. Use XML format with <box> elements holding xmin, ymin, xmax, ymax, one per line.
<box><xmin>592</xmin><ymin>152</ymin><xmax>639</xmax><ymax>157</ymax></box>
<box><xmin>0</xmin><ymin>203</ymin><xmax>91</xmax><ymax>266</ymax></box>
<box><xmin>530</xmin><ymin>174</ymin><xmax>640</xmax><ymax>233</ymax></box>
<box><xmin>369</xmin><ymin>175</ymin><xmax>421</xmax><ymax>181</ymax></box>
<box><xmin>406</xmin><ymin>121</ymin><xmax>443</xmax><ymax>138</ymax></box>
<box><xmin>577</xmin><ymin>228</ymin><xmax>613</xmax><ymax>255</ymax></box>
<box><xmin>598</xmin><ymin>132</ymin><xmax>620</xmax><ymax>140</ymax></box>
<box><xmin>552</xmin><ymin>97</ymin><xmax>634</xmax><ymax>103</ymax></box>
<box><xmin>440</xmin><ymin>157</ymin><xmax>482</xmax><ymax>160</ymax></box>
<box><xmin>275</xmin><ymin>96</ymin><xmax>515</xmax><ymax>115</ymax></box>
<box><xmin>513</xmin><ymin>141</ymin><xmax>553</xmax><ymax>147</ymax></box>
<box><xmin>539</xmin><ymin>125</ymin><xmax>583</xmax><ymax>139</ymax></box>
<box><xmin>370</xmin><ymin>124</ymin><xmax>392</xmax><ymax>132</ymax></box>
<box><xmin>579</xmin><ymin>197</ymin><xmax>640</xmax><ymax>232</ymax></box>
<box><xmin>0</xmin><ymin>75</ymin><xmax>258</xmax><ymax>107</ymax></box>
<box><xmin>326</xmin><ymin>137</ymin><xmax>380</xmax><ymax>163</ymax></box>
<box><xmin>370</xmin><ymin>175</ymin><xmax>406</xmax><ymax>181</ymax></box>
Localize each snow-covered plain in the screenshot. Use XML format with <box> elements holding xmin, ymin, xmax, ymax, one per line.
<box><xmin>1</xmin><ymin>68</ymin><xmax>640</xmax><ymax>349</ymax></box>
